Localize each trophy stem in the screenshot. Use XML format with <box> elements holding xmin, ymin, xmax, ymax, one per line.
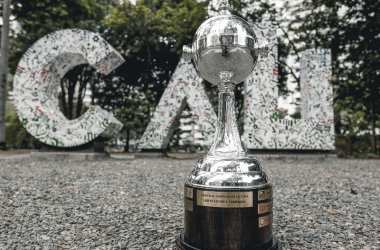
<box><xmin>208</xmin><ymin>82</ymin><xmax>246</xmax><ymax>157</ymax></box>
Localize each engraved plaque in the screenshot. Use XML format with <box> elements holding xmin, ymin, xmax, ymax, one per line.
<box><xmin>185</xmin><ymin>199</ymin><xmax>193</xmax><ymax>212</ymax></box>
<box><xmin>197</xmin><ymin>190</ymin><xmax>253</xmax><ymax>208</ymax></box>
<box><xmin>185</xmin><ymin>187</ymin><xmax>193</xmax><ymax>199</ymax></box>
<box><xmin>258</xmin><ymin>188</ymin><xmax>272</xmax><ymax>201</ymax></box>
<box><xmin>258</xmin><ymin>213</ymin><xmax>273</xmax><ymax>228</ymax></box>
<box><xmin>258</xmin><ymin>201</ymin><xmax>273</xmax><ymax>214</ymax></box>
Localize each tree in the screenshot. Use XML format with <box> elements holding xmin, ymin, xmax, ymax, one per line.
<box><xmin>102</xmin><ymin>0</ymin><xmax>207</xmax><ymax>104</ymax></box>
<box><xmin>93</xmin><ymin>0</ymin><xmax>207</xmax><ymax>148</ymax></box>
<box><xmin>93</xmin><ymin>75</ymin><xmax>154</xmax><ymax>151</ymax></box>
<box><xmin>0</xmin><ymin>0</ymin><xmax>11</xmax><ymax>150</ymax></box>
<box><xmin>343</xmin><ymin>0</ymin><xmax>380</xmax><ymax>154</ymax></box>
<box><xmin>115</xmin><ymin>90</ymin><xmax>155</xmax><ymax>152</ymax></box>
<box><xmin>6</xmin><ymin>113</ymin><xmax>40</xmax><ymax>149</ymax></box>
<box><xmin>59</xmin><ymin>66</ymin><xmax>97</xmax><ymax>120</ymax></box>
<box><xmin>287</xmin><ymin>0</ymin><xmax>380</xmax><ymax>154</ymax></box>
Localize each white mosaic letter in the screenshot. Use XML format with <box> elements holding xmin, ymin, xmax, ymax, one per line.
<box><xmin>12</xmin><ymin>29</ymin><xmax>125</xmax><ymax>147</ymax></box>
<box><xmin>244</xmin><ymin>22</ymin><xmax>335</xmax><ymax>150</ymax></box>
<box><xmin>138</xmin><ymin>59</ymin><xmax>217</xmax><ymax>149</ymax></box>
<box><xmin>300</xmin><ymin>49</ymin><xmax>334</xmax><ymax>122</ymax></box>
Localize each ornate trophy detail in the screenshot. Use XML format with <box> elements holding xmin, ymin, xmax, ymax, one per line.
<box><xmin>176</xmin><ymin>0</ymin><xmax>282</xmax><ymax>249</ymax></box>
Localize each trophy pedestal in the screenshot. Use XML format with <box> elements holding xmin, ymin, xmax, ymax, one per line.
<box><xmin>176</xmin><ymin>184</ymin><xmax>282</xmax><ymax>250</ymax></box>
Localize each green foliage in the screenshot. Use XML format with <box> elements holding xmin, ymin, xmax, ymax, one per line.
<box><xmin>5</xmin><ymin>113</ymin><xmax>40</xmax><ymax>149</ymax></box>
<box><xmin>114</xmin><ymin>90</ymin><xmax>156</xmax><ymax>136</ymax></box>
<box><xmin>290</xmin><ymin>107</ymin><xmax>301</xmax><ymax>120</ymax></box>
<box><xmin>277</xmin><ymin>108</ymin><xmax>288</xmax><ymax>119</ymax></box>
<box><xmin>334</xmin><ymin>133</ymin><xmax>377</xmax><ymax>159</ymax></box>
<box><xmin>59</xmin><ymin>65</ymin><xmax>96</xmax><ymax>119</ymax></box>
<box><xmin>102</xmin><ymin>0</ymin><xmax>207</xmax><ymax>104</ymax></box>
<box><xmin>95</xmin><ymin>0</ymin><xmax>119</xmax><ymax>13</ymax></box>
<box><xmin>112</xmin><ymin>89</ymin><xmax>156</xmax><ymax>151</ymax></box>
<box><xmin>349</xmin><ymin>133</ymin><xmax>372</xmax><ymax>158</ymax></box>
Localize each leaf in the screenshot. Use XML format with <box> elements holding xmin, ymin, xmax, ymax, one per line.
<box><xmin>327</xmin><ymin>210</ymin><xmax>336</xmax><ymax>215</ymax></box>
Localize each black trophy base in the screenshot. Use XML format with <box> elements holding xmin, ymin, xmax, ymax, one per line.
<box><xmin>176</xmin><ymin>232</ymin><xmax>282</xmax><ymax>250</ymax></box>
<box><xmin>177</xmin><ymin>184</ymin><xmax>282</xmax><ymax>250</ymax></box>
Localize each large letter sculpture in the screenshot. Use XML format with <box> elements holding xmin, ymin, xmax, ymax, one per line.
<box><xmin>300</xmin><ymin>49</ymin><xmax>335</xmax><ymax>126</ymax></box>
<box><xmin>12</xmin><ymin>29</ymin><xmax>125</xmax><ymax>147</ymax></box>
<box><xmin>138</xmin><ymin>59</ymin><xmax>217</xmax><ymax>149</ymax></box>
<box><xmin>140</xmin><ymin>22</ymin><xmax>335</xmax><ymax>151</ymax></box>
<box><xmin>244</xmin><ymin>22</ymin><xmax>335</xmax><ymax>150</ymax></box>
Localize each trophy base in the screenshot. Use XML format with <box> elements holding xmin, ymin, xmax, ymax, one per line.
<box><xmin>176</xmin><ymin>232</ymin><xmax>282</xmax><ymax>250</ymax></box>
<box><xmin>177</xmin><ymin>183</ymin><xmax>282</xmax><ymax>250</ymax></box>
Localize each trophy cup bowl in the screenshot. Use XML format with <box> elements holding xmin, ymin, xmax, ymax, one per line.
<box><xmin>176</xmin><ymin>1</ymin><xmax>281</xmax><ymax>249</ymax></box>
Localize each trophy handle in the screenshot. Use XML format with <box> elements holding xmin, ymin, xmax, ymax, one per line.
<box><xmin>218</xmin><ymin>0</ymin><xmax>232</xmax><ymax>14</ymax></box>
<box><xmin>182</xmin><ymin>45</ymin><xmax>193</xmax><ymax>61</ymax></box>
<box><xmin>255</xmin><ymin>39</ymin><xmax>269</xmax><ymax>57</ymax></box>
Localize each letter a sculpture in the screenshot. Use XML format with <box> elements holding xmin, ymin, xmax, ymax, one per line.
<box><xmin>176</xmin><ymin>1</ymin><xmax>282</xmax><ymax>249</ymax></box>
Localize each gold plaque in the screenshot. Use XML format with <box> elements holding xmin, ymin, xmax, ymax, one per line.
<box><xmin>258</xmin><ymin>188</ymin><xmax>272</xmax><ymax>201</ymax></box>
<box><xmin>185</xmin><ymin>199</ymin><xmax>193</xmax><ymax>212</ymax></box>
<box><xmin>258</xmin><ymin>201</ymin><xmax>273</xmax><ymax>214</ymax></box>
<box><xmin>185</xmin><ymin>187</ymin><xmax>193</xmax><ymax>199</ymax></box>
<box><xmin>258</xmin><ymin>213</ymin><xmax>273</xmax><ymax>228</ymax></box>
<box><xmin>197</xmin><ymin>190</ymin><xmax>253</xmax><ymax>208</ymax></box>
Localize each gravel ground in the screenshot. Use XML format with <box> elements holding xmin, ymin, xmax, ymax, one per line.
<box><xmin>0</xmin><ymin>157</ymin><xmax>379</xmax><ymax>250</ymax></box>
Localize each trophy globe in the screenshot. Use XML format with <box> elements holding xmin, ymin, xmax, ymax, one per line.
<box><xmin>176</xmin><ymin>0</ymin><xmax>282</xmax><ymax>249</ymax></box>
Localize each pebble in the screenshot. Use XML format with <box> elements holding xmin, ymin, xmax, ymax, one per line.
<box><xmin>0</xmin><ymin>157</ymin><xmax>379</xmax><ymax>249</ymax></box>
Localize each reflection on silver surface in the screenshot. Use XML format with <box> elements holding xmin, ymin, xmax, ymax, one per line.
<box><xmin>182</xmin><ymin>45</ymin><xmax>192</xmax><ymax>61</ymax></box>
<box><xmin>183</xmin><ymin>0</ymin><xmax>269</xmax><ymax>188</ymax></box>
<box><xmin>183</xmin><ymin>0</ymin><xmax>268</xmax><ymax>86</ymax></box>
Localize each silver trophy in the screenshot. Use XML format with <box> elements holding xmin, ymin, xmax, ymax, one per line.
<box><xmin>176</xmin><ymin>0</ymin><xmax>282</xmax><ymax>249</ymax></box>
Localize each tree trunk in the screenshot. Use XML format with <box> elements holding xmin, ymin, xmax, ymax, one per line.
<box><xmin>90</xmin><ymin>73</ymin><xmax>98</xmax><ymax>106</ymax></box>
<box><xmin>370</xmin><ymin>101</ymin><xmax>377</xmax><ymax>154</ymax></box>
<box><xmin>76</xmin><ymin>67</ymin><xmax>87</xmax><ymax>118</ymax></box>
<box><xmin>60</xmin><ymin>80</ymin><xmax>68</xmax><ymax>117</ymax></box>
<box><xmin>0</xmin><ymin>0</ymin><xmax>12</xmax><ymax>150</ymax></box>
<box><xmin>330</xmin><ymin>6</ymin><xmax>341</xmax><ymax>135</ymax></box>
<box><xmin>68</xmin><ymin>79</ymin><xmax>75</xmax><ymax>120</ymax></box>
<box><xmin>124</xmin><ymin>128</ymin><xmax>130</xmax><ymax>152</ymax></box>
